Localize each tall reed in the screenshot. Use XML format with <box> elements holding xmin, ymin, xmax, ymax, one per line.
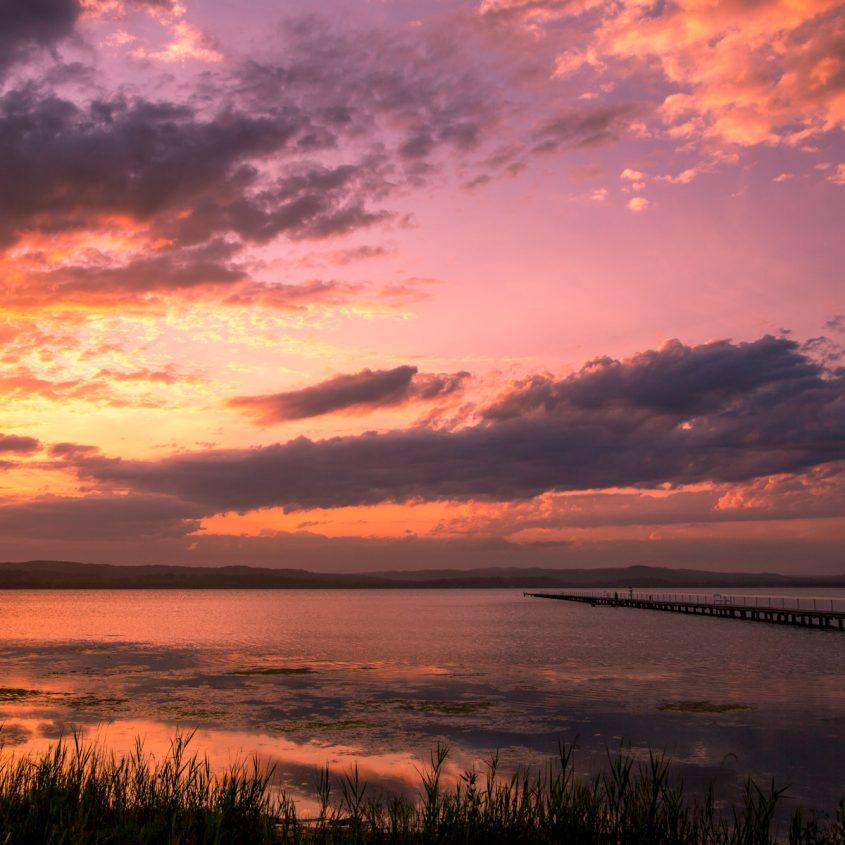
<box><xmin>0</xmin><ymin>734</ymin><xmax>841</xmax><ymax>843</ymax></box>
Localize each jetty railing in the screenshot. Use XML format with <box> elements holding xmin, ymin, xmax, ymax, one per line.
<box><xmin>525</xmin><ymin>590</ymin><xmax>845</xmax><ymax>631</ymax></box>
<box><xmin>556</xmin><ymin>589</ymin><xmax>845</xmax><ymax>613</ymax></box>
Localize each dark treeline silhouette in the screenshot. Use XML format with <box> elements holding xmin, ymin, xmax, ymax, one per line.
<box><xmin>0</xmin><ymin>561</ymin><xmax>843</xmax><ymax>589</ymax></box>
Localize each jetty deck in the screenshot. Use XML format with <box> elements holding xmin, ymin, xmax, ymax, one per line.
<box><xmin>525</xmin><ymin>591</ymin><xmax>845</xmax><ymax>631</ymax></box>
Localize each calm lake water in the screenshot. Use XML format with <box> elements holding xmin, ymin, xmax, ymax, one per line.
<box><xmin>1</xmin><ymin>589</ymin><xmax>843</xmax><ymax>816</ymax></box>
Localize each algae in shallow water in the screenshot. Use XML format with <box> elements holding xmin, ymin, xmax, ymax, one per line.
<box><xmin>270</xmin><ymin>718</ymin><xmax>369</xmax><ymax>734</ymax></box>
<box><xmin>395</xmin><ymin>700</ymin><xmax>493</xmax><ymax>715</ymax></box>
<box><xmin>59</xmin><ymin>694</ymin><xmax>129</xmax><ymax>710</ymax></box>
<box><xmin>0</xmin><ymin>688</ymin><xmax>42</xmax><ymax>702</ymax></box>
<box><xmin>233</xmin><ymin>666</ymin><xmax>315</xmax><ymax>676</ymax></box>
<box><xmin>658</xmin><ymin>700</ymin><xmax>752</xmax><ymax>713</ymax></box>
<box><xmin>164</xmin><ymin>706</ymin><xmax>227</xmax><ymax>720</ymax></box>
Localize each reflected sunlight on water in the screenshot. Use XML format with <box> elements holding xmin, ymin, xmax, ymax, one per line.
<box><xmin>0</xmin><ymin>588</ymin><xmax>843</xmax><ymax>813</ymax></box>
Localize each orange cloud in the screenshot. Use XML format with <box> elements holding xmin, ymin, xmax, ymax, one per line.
<box><xmin>130</xmin><ymin>20</ymin><xmax>222</xmax><ymax>63</ymax></box>
<box><xmin>532</xmin><ymin>0</ymin><xmax>845</xmax><ymax>148</ymax></box>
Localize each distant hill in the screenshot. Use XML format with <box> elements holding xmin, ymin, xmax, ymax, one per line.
<box><xmin>0</xmin><ymin>561</ymin><xmax>843</xmax><ymax>589</ymax></box>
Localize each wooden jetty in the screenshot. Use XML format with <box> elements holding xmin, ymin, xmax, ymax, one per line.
<box><xmin>524</xmin><ymin>592</ymin><xmax>845</xmax><ymax>631</ymax></box>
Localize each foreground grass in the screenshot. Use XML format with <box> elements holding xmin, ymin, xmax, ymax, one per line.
<box><xmin>0</xmin><ymin>736</ymin><xmax>841</xmax><ymax>844</ymax></box>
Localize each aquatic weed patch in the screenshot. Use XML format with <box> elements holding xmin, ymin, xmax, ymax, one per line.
<box><xmin>0</xmin><ymin>688</ymin><xmax>42</xmax><ymax>702</ymax></box>
<box><xmin>233</xmin><ymin>666</ymin><xmax>315</xmax><ymax>676</ymax></box>
<box><xmin>388</xmin><ymin>699</ymin><xmax>494</xmax><ymax>715</ymax></box>
<box><xmin>58</xmin><ymin>693</ymin><xmax>130</xmax><ymax>709</ymax></box>
<box><xmin>659</xmin><ymin>700</ymin><xmax>753</xmax><ymax>713</ymax></box>
<box><xmin>161</xmin><ymin>705</ymin><xmax>228</xmax><ymax>720</ymax></box>
<box><xmin>270</xmin><ymin>718</ymin><xmax>370</xmax><ymax>735</ymax></box>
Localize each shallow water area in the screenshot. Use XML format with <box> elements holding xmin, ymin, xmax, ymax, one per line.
<box><xmin>0</xmin><ymin>588</ymin><xmax>843</xmax><ymax>815</ymax></box>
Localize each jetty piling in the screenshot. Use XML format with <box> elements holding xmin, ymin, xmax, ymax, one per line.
<box><xmin>524</xmin><ymin>591</ymin><xmax>845</xmax><ymax>631</ymax></box>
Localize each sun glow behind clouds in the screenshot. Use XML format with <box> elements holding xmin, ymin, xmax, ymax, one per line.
<box><xmin>0</xmin><ymin>0</ymin><xmax>842</xmax><ymax>570</ymax></box>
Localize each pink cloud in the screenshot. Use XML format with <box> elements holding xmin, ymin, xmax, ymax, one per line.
<box><xmin>626</xmin><ymin>196</ymin><xmax>649</xmax><ymax>212</ymax></box>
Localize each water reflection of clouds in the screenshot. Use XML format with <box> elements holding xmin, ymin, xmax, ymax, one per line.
<box><xmin>0</xmin><ymin>716</ymin><xmax>475</xmax><ymax>814</ymax></box>
<box><xmin>0</xmin><ymin>590</ymin><xmax>843</xmax><ymax>815</ymax></box>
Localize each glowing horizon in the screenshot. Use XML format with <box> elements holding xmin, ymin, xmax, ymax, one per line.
<box><xmin>0</xmin><ymin>0</ymin><xmax>843</xmax><ymax>573</ymax></box>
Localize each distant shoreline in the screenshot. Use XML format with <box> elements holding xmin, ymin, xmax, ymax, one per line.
<box><xmin>0</xmin><ymin>561</ymin><xmax>843</xmax><ymax>590</ymax></box>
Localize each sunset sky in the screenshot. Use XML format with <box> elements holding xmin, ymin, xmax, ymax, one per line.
<box><xmin>1</xmin><ymin>0</ymin><xmax>843</xmax><ymax>572</ymax></box>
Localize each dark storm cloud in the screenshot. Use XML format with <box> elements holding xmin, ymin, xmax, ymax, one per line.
<box><xmin>221</xmin><ymin>279</ymin><xmax>360</xmax><ymax>310</ymax></box>
<box><xmin>47</xmin><ymin>442</ymin><xmax>99</xmax><ymax>458</ymax></box>
<box><xmin>483</xmin><ymin>336</ymin><xmax>820</xmax><ymax>420</ymax></box>
<box><xmin>238</xmin><ymin>16</ymin><xmax>497</xmax><ymax>167</ymax></box>
<box><xmin>0</xmin><ymin>88</ymin><xmax>323</xmax><ymax>249</ymax></box>
<box><xmin>532</xmin><ymin>104</ymin><xmax>644</xmax><ymax>153</ymax></box>
<box><xmin>229</xmin><ymin>366</ymin><xmax>470</xmax><ymax>422</ymax></box>
<box><xmin>0</xmin><ymin>10</ymin><xmax>504</xmax><ymax>299</ymax></box>
<box><xmin>0</xmin><ymin>0</ymin><xmax>81</xmax><ymax>77</ymax></box>
<box><xmin>0</xmin><ymin>12</ymin><xmax>643</xmax><ymax>302</ymax></box>
<box><xmin>0</xmin><ymin>434</ymin><xmax>41</xmax><ymax>454</ymax></box>
<box><xmin>0</xmin><ymin>494</ymin><xmax>203</xmax><ymax>539</ymax></box>
<box><xmin>42</xmin><ymin>61</ymin><xmax>97</xmax><ymax>86</ymax></box>
<box><xmin>69</xmin><ymin>336</ymin><xmax>845</xmax><ymax>512</ymax></box>
<box><xmin>0</xmin><ymin>12</ymin><xmax>504</xmax><ymax>256</ymax></box>
<box><xmin>827</xmin><ymin>315</ymin><xmax>845</xmax><ymax>333</ymax></box>
<box><xmin>162</xmin><ymin>161</ymin><xmax>392</xmax><ymax>248</ymax></box>
<box><xmin>239</xmin><ymin>15</ymin><xmax>604</xmax><ymax>189</ymax></box>
<box><xmin>29</xmin><ymin>241</ymin><xmax>247</xmax><ymax>298</ymax></box>
<box><xmin>0</xmin><ymin>83</ymin><xmax>402</xmax><ymax>300</ymax></box>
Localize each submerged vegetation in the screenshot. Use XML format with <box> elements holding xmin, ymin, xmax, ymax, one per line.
<box><xmin>0</xmin><ymin>735</ymin><xmax>841</xmax><ymax>844</ymax></box>
<box><xmin>658</xmin><ymin>701</ymin><xmax>753</xmax><ymax>714</ymax></box>
<box><xmin>0</xmin><ymin>688</ymin><xmax>41</xmax><ymax>702</ymax></box>
<box><xmin>270</xmin><ymin>718</ymin><xmax>370</xmax><ymax>735</ymax></box>
<box><xmin>233</xmin><ymin>667</ymin><xmax>316</xmax><ymax>676</ymax></box>
<box><xmin>392</xmin><ymin>700</ymin><xmax>493</xmax><ymax>715</ymax></box>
